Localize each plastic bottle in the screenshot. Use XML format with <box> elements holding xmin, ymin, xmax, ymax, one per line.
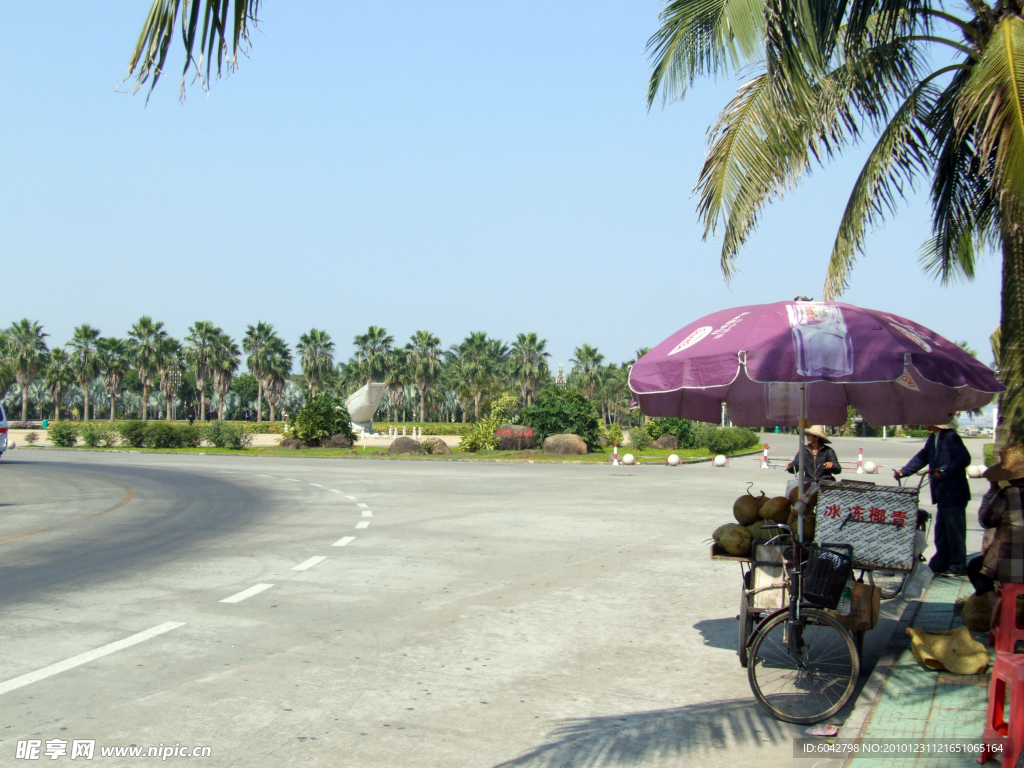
<box><xmin>836</xmin><ymin>580</ymin><xmax>853</xmax><ymax>616</ymax></box>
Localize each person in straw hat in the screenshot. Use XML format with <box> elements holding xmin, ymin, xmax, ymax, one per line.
<box><xmin>894</xmin><ymin>420</ymin><xmax>972</xmax><ymax>575</ymax></box>
<box><xmin>786</xmin><ymin>425</ymin><xmax>842</xmax><ymax>486</ymax></box>
<box><xmin>966</xmin><ymin>444</ymin><xmax>1024</xmax><ymax>605</ymax></box>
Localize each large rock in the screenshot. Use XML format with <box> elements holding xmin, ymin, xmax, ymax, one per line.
<box><xmin>280</xmin><ymin>437</ymin><xmax>305</xmax><ymax>449</ymax></box>
<box><xmin>496</xmin><ymin>424</ymin><xmax>537</xmax><ymax>451</ymax></box>
<box><xmin>654</xmin><ymin>433</ymin><xmax>679</xmax><ymax>449</ymax></box>
<box><xmin>421</xmin><ymin>437</ymin><xmax>452</xmax><ymax>455</ymax></box>
<box><xmin>543</xmin><ymin>434</ymin><xmax>588</xmax><ymax>455</ymax></box>
<box><xmin>388</xmin><ymin>436</ymin><xmax>425</xmax><ymax>455</ymax></box>
<box><xmin>325</xmin><ymin>433</ymin><xmax>353</xmax><ymax>448</ymax></box>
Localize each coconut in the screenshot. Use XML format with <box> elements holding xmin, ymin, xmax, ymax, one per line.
<box><xmin>759</xmin><ymin>496</ymin><xmax>791</xmax><ymax>524</ymax></box>
<box><xmin>733</xmin><ymin>487</ymin><xmax>765</xmax><ymax>526</ymax></box>
<box><xmin>747</xmin><ymin>520</ymin><xmax>774</xmax><ymax>543</ymax></box>
<box><xmin>720</xmin><ymin>524</ymin><xmax>752</xmax><ymax>556</ymax></box>
<box><xmin>712</xmin><ymin>523</ymin><xmax>735</xmax><ymax>545</ymax></box>
<box><xmin>962</xmin><ymin>594</ymin><xmax>994</xmax><ymax>632</ymax></box>
<box><xmin>787</xmin><ymin>509</ymin><xmax>815</xmax><ymax>540</ymax></box>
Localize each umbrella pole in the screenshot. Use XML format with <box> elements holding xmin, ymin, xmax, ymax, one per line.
<box><xmin>798</xmin><ymin>383</ymin><xmax>807</xmax><ymax>542</ymax></box>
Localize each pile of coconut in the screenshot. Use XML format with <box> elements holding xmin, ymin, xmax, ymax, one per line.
<box><xmin>712</xmin><ymin>484</ymin><xmax>815</xmax><ymax>556</ymax></box>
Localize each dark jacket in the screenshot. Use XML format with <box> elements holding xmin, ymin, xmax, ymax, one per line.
<box><xmin>787</xmin><ymin>444</ymin><xmax>842</xmax><ymax>485</ymax></box>
<box><xmin>978</xmin><ymin>480</ymin><xmax>1024</xmax><ymax>583</ymax></box>
<box><xmin>899</xmin><ymin>429</ymin><xmax>972</xmax><ymax>507</ymax></box>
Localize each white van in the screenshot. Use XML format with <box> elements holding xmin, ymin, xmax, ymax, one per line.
<box><xmin>0</xmin><ymin>402</ymin><xmax>7</xmax><ymax>457</ymax></box>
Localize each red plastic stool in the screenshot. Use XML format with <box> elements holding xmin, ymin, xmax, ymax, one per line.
<box><xmin>981</xmin><ymin>653</ymin><xmax>1024</xmax><ymax>766</ymax></box>
<box><xmin>991</xmin><ymin>584</ymin><xmax>1024</xmax><ymax>654</ymax></box>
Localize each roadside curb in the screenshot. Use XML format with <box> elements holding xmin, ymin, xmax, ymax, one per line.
<box><xmin>819</xmin><ymin>568</ymin><xmax>933</xmax><ymax>768</ymax></box>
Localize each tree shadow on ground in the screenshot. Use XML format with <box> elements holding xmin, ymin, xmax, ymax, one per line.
<box><xmin>491</xmin><ymin>698</ymin><xmax>798</xmax><ymax>768</ymax></box>
<box><xmin>692</xmin><ymin>618</ymin><xmax>741</xmax><ymax>652</ymax></box>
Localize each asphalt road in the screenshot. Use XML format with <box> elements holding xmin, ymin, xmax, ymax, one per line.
<box><xmin>0</xmin><ymin>436</ymin><xmax>992</xmax><ymax>767</ymax></box>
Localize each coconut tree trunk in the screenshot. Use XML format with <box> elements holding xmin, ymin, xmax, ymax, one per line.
<box><xmin>257</xmin><ymin>382</ymin><xmax>263</xmax><ymax>422</ymax></box>
<box><xmin>474</xmin><ymin>393</ymin><xmax>480</xmax><ymax>421</ymax></box>
<box><xmin>200</xmin><ymin>392</ymin><xmax>206</xmax><ymax>422</ymax></box>
<box><xmin>110</xmin><ymin>396</ymin><xmax>115</xmax><ymax>422</ymax></box>
<box><xmin>55</xmin><ymin>404</ymin><xmax>60</xmax><ymax>421</ymax></box>
<box><xmin>1001</xmin><ymin>221</ymin><xmax>1024</xmax><ymax>445</ymax></box>
<box><xmin>83</xmin><ymin>383</ymin><xmax>90</xmax><ymax>422</ymax></box>
<box><xmin>270</xmin><ymin>402</ymin><xmax>275</xmax><ymax>422</ymax></box>
<box><xmin>21</xmin><ymin>386</ymin><xmax>28</xmax><ymax>423</ymax></box>
<box><xmin>420</xmin><ymin>390</ymin><xmax>426</xmax><ymax>424</ymax></box>
<box><xmin>142</xmin><ymin>383</ymin><xmax>149</xmax><ymax>421</ymax></box>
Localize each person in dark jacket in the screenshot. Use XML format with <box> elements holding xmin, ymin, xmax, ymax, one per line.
<box><xmin>894</xmin><ymin>421</ymin><xmax>972</xmax><ymax>575</ymax></box>
<box><xmin>786</xmin><ymin>425</ymin><xmax>842</xmax><ymax>486</ymax></box>
<box><xmin>966</xmin><ymin>443</ymin><xmax>1024</xmax><ymax>606</ymax></box>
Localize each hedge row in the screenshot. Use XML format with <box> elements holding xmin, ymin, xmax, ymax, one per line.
<box><xmin>48</xmin><ymin>420</ymin><xmax>254</xmax><ymax>449</ymax></box>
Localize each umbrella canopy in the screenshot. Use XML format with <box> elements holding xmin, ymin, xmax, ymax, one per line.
<box><xmin>629</xmin><ymin>301</ymin><xmax>1003</xmax><ymax>427</ymax></box>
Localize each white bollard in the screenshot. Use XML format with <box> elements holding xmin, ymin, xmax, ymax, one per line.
<box><xmin>612</xmin><ymin>442</ymin><xmax>620</xmax><ymax>466</ymax></box>
<box><xmin>713</xmin><ymin>454</ymin><xmax>728</xmax><ymax>467</ymax></box>
<box><xmin>883</xmin><ymin>426</ymin><xmax>887</xmax><ymax>441</ymax></box>
<box><xmin>761</xmin><ymin>443</ymin><xmax>770</xmax><ymax>469</ymax></box>
<box><xmin>622</xmin><ymin>453</ymin><xmax>635</xmax><ymax>465</ymax></box>
<box><xmin>668</xmin><ymin>454</ymin><xmax>680</xmax><ymax>466</ymax></box>
<box><xmin>403</xmin><ymin>426</ymin><xmax>407</xmax><ymax>436</ymax></box>
<box><xmin>857</xmin><ymin>447</ymin><xmax>865</xmax><ymax>474</ymax></box>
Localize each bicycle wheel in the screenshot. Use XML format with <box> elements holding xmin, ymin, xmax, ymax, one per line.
<box><xmin>747</xmin><ymin>607</ymin><xmax>860</xmax><ymax>724</ymax></box>
<box><xmin>868</xmin><ymin>568</ymin><xmax>909</xmax><ymax>600</ymax></box>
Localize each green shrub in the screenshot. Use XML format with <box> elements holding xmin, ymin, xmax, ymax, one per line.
<box><xmin>693</xmin><ymin>421</ymin><xmax>717</xmax><ymax>449</ymax></box>
<box><xmin>629</xmin><ymin>426</ymin><xmax>650</xmax><ymax>451</ymax></box>
<box><xmin>644</xmin><ymin>420</ymin><xmax>662</xmax><ymax>441</ymax></box>
<box><xmin>606</xmin><ymin>423</ymin><xmax>624</xmax><ymax>446</ymax></box>
<box><xmin>178</xmin><ymin>424</ymin><xmax>202</xmax><ymax>448</ymax></box>
<box><xmin>460</xmin><ymin>417</ymin><xmax>500</xmax><ymax>453</ymax></box>
<box><xmin>202</xmin><ymin>421</ymin><xmax>229</xmax><ymax>448</ymax></box>
<box><xmin>118</xmin><ymin>420</ymin><xmax>148</xmax><ymax>448</ymax></box>
<box><xmin>985</xmin><ymin>443</ymin><xmax>995</xmax><ymax>467</ymax></box>
<box><xmin>703</xmin><ymin>426</ymin><xmax>760</xmax><ymax>454</ymax></box>
<box><xmin>101</xmin><ymin>426</ymin><xmax>120</xmax><ymax>447</ymax></box>
<box><xmin>519</xmin><ymin>388</ymin><xmax>602</xmax><ymax>451</ymax></box>
<box><xmin>224</xmin><ymin>423</ymin><xmax>254</xmax><ymax>449</ymax></box>
<box><xmin>145</xmin><ymin>422</ymin><xmax>180</xmax><ymax>449</ymax></box>
<box><xmin>49</xmin><ymin>421</ymin><xmax>78</xmax><ymax>448</ymax></box>
<box><xmin>904</xmin><ymin>428</ymin><xmax>931</xmax><ymax>438</ymax></box>
<box><xmin>24</xmin><ymin>431</ymin><xmax>39</xmax><ymax>444</ymax></box>
<box><xmin>292</xmin><ymin>395</ymin><xmax>357</xmax><ymax>447</ymax></box>
<box><xmin>657</xmin><ymin>418</ymin><xmax>698</xmax><ymax>448</ymax></box>
<box><xmin>80</xmin><ymin>423</ymin><xmax>105</xmax><ymax>448</ymax></box>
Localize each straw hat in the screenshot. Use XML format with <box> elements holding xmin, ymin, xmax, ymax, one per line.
<box><xmin>984</xmin><ymin>443</ymin><xmax>1024</xmax><ymax>482</ymax></box>
<box><xmin>804</xmin><ymin>425</ymin><xmax>831</xmax><ymax>444</ymax></box>
<box><xmin>929</xmin><ymin>419</ymin><xmax>959</xmax><ymax>430</ymax></box>
<box><xmin>907</xmin><ymin>626</ymin><xmax>989</xmax><ymax>675</ymax></box>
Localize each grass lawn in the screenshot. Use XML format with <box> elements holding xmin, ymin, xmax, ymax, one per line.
<box><xmin>27</xmin><ymin>444</ymin><xmax>762</xmax><ymax>462</ymax></box>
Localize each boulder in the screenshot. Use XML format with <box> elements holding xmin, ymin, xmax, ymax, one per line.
<box><xmin>495</xmin><ymin>424</ymin><xmax>537</xmax><ymax>451</ymax></box>
<box><xmin>388</xmin><ymin>436</ymin><xmax>425</xmax><ymax>455</ymax></box>
<box><xmin>280</xmin><ymin>437</ymin><xmax>305</xmax><ymax>449</ymax></box>
<box><xmin>325</xmin><ymin>433</ymin><xmax>352</xmax><ymax>448</ymax></box>
<box><xmin>421</xmin><ymin>437</ymin><xmax>452</xmax><ymax>455</ymax></box>
<box><xmin>654</xmin><ymin>433</ymin><xmax>679</xmax><ymax>449</ymax></box>
<box><xmin>543</xmin><ymin>434</ymin><xmax>588</xmax><ymax>455</ymax></box>
<box><xmin>598</xmin><ymin>435</ymin><xmax>610</xmax><ymax>447</ymax></box>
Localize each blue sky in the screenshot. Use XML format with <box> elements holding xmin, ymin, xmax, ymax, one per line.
<box><xmin>0</xmin><ymin>1</ymin><xmax>1001</xmax><ymax>371</ymax></box>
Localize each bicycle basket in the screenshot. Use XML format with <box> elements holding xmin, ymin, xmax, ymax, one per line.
<box><xmin>802</xmin><ymin>544</ymin><xmax>853</xmax><ymax>610</ymax></box>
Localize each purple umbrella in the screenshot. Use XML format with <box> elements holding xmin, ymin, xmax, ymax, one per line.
<box><xmin>629</xmin><ymin>301</ymin><xmax>1003</xmax><ymax>428</ymax></box>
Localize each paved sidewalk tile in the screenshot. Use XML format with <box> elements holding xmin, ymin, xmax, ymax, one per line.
<box><xmin>848</xmin><ymin>576</ymin><xmax>994</xmax><ymax>768</ymax></box>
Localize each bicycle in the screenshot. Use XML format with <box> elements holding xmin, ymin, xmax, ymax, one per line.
<box><xmin>745</xmin><ymin>523</ymin><xmax>860</xmax><ymax>724</ymax></box>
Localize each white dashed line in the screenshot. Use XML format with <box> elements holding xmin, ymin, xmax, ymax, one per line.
<box><xmin>0</xmin><ymin>622</ymin><xmax>186</xmax><ymax>696</ymax></box>
<box><xmin>355</xmin><ymin>521</ymin><xmax>370</xmax><ymax>529</ymax></box>
<box><xmin>345</xmin><ymin>495</ymin><xmax>357</xmax><ymax>500</ymax></box>
<box><xmin>357</xmin><ymin>503</ymin><xmax>369</xmax><ymax>509</ymax></box>
<box><xmin>309</xmin><ymin>483</ymin><xmax>324</xmax><ymax>488</ymax></box>
<box><xmin>329</xmin><ymin>489</ymin><xmax>343</xmax><ymax>494</ymax></box>
<box><xmin>220</xmin><ymin>584</ymin><xmax>275</xmax><ymax>603</ymax></box>
<box><xmin>362</xmin><ymin>510</ymin><xmax>373</xmax><ymax>517</ymax></box>
<box><xmin>292</xmin><ymin>556</ymin><xmax>327</xmax><ymax>571</ymax></box>
<box><xmin>332</xmin><ymin>537</ymin><xmax>356</xmax><ymax>547</ymax></box>
<box><xmin>286</xmin><ymin>478</ymin><xmax>300</xmax><ymax>483</ymax></box>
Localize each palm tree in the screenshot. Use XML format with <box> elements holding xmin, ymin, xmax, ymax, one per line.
<box><xmin>570</xmin><ymin>344</ymin><xmax>605</xmax><ymax>401</ymax></box>
<box><xmin>128</xmin><ymin>317</ymin><xmax>168</xmax><ymax>421</ymax></box>
<box><xmin>185</xmin><ymin>321</ymin><xmax>220</xmax><ymax>421</ymax></box>
<box><xmin>69</xmin><ymin>325</ymin><xmax>102</xmax><ymax>421</ymax></box>
<box><xmin>353</xmin><ymin>326</ymin><xmax>394</xmax><ymax>385</ymax></box>
<box><xmin>297</xmin><ymin>328</ymin><xmax>334</xmax><ymax>398</ymax></box>
<box><xmin>44</xmin><ymin>348</ymin><xmax>74</xmax><ymax>421</ymax></box>
<box><xmin>383</xmin><ymin>348</ymin><xmax>408</xmax><ymax>422</ymax></box>
<box><xmin>511</xmin><ymin>333</ymin><xmax>551</xmax><ymax>406</ymax></box>
<box><xmin>211</xmin><ymin>333</ymin><xmax>241</xmax><ymax>421</ymax></box>
<box><xmin>243</xmin><ymin>322</ymin><xmax>276</xmax><ymax>422</ymax></box>
<box><xmin>99</xmin><ymin>337</ymin><xmax>129</xmax><ymax>421</ymax></box>
<box><xmin>406</xmin><ymin>331</ymin><xmax>442</xmax><ymax>420</ymax></box>
<box><xmin>449</xmin><ymin>332</ymin><xmax>508</xmax><ymax>420</ymax></box>
<box><xmin>5</xmin><ymin>319</ymin><xmax>48</xmax><ymax>422</ymax></box>
<box><xmin>263</xmin><ymin>336</ymin><xmax>292</xmax><ymax>422</ymax></box>
<box><xmin>647</xmin><ymin>0</ymin><xmax>1024</xmax><ymax>441</ymax></box>
<box><xmin>157</xmin><ymin>337</ymin><xmax>183</xmax><ymax>421</ymax></box>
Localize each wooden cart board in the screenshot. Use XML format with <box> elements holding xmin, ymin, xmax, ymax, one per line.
<box><xmin>814</xmin><ymin>479</ymin><xmax>919</xmax><ymax>571</ymax></box>
<box><xmin>710</xmin><ymin>544</ymin><xmax>751</xmax><ymax>562</ymax></box>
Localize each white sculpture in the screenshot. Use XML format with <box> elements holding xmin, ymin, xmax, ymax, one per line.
<box><xmin>346</xmin><ymin>382</ymin><xmax>388</xmax><ymax>436</ymax></box>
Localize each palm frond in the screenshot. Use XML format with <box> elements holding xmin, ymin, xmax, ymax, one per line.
<box><xmin>823</xmin><ymin>82</ymin><xmax>936</xmax><ymax>298</ymax></box>
<box><xmin>646</xmin><ymin>0</ymin><xmax>767</xmax><ymax>107</ymax></box>
<box><xmin>125</xmin><ymin>0</ymin><xmax>261</xmax><ymax>100</ymax></box>
<box><xmin>956</xmin><ymin>15</ymin><xmax>1024</xmax><ymax>220</ymax></box>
